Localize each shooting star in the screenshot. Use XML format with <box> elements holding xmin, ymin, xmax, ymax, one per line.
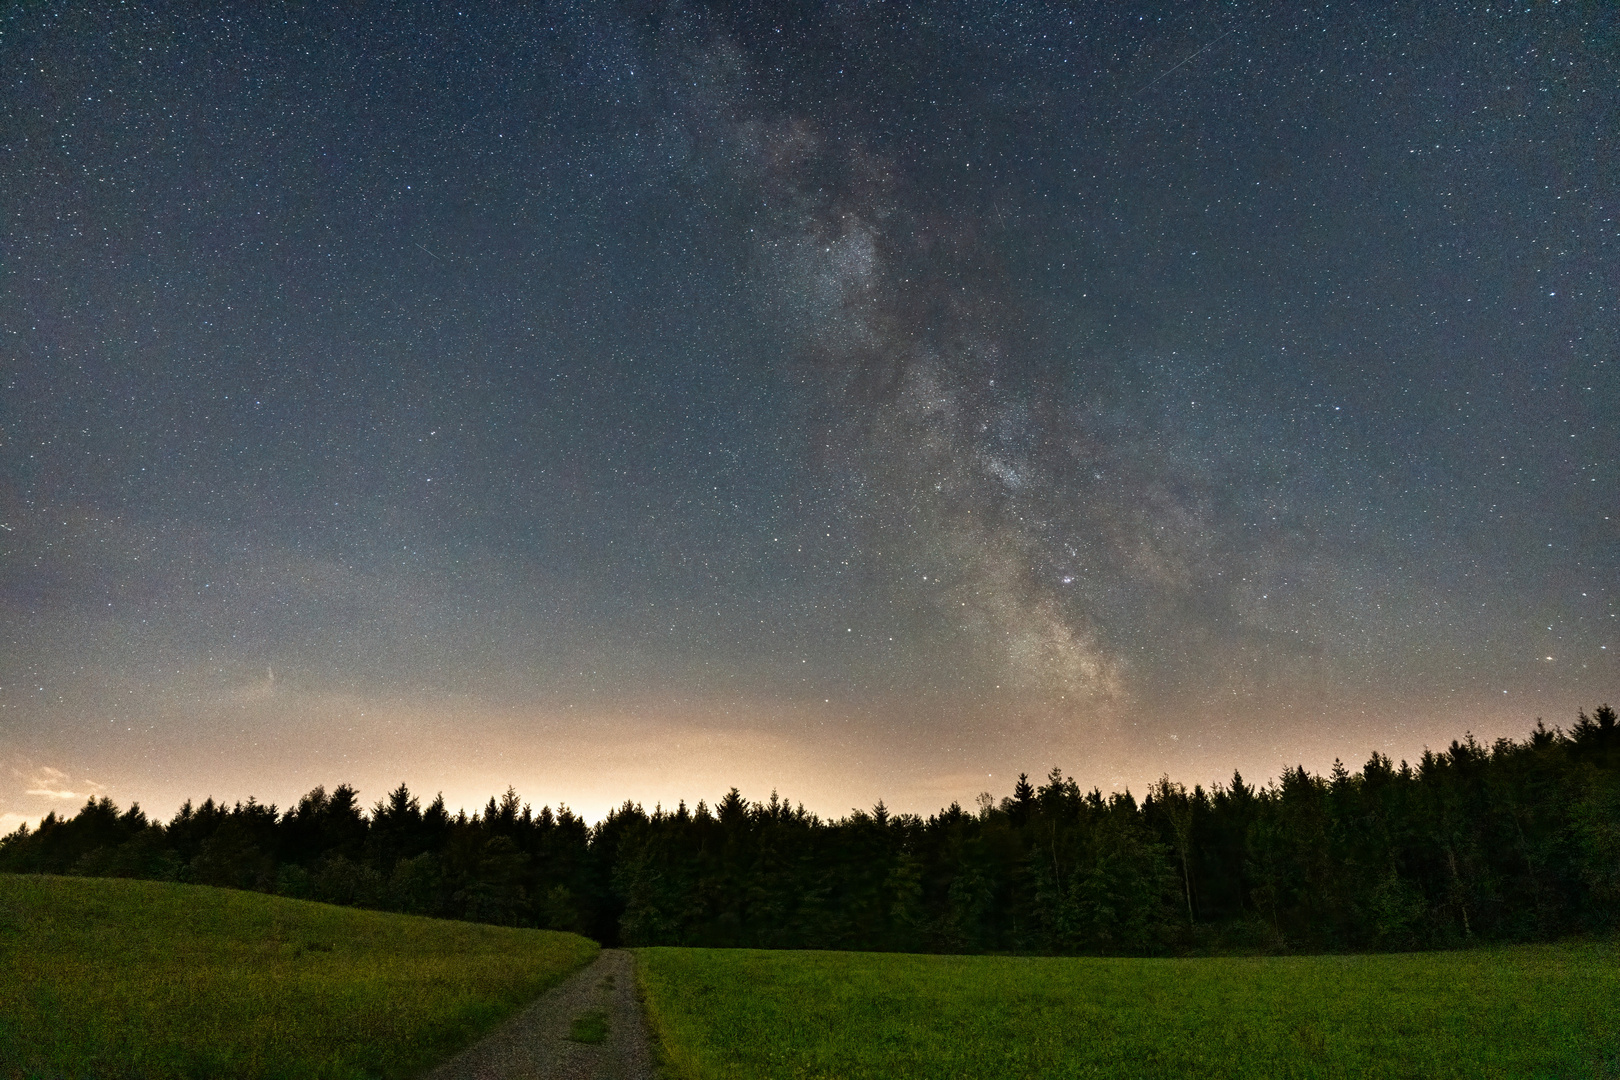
<box><xmin>416</xmin><ymin>242</ymin><xmax>442</xmax><ymax>261</ymax></box>
<box><xmin>1135</xmin><ymin>25</ymin><xmax>1239</xmax><ymax>97</ymax></box>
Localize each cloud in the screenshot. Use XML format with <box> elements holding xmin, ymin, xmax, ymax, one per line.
<box><xmin>0</xmin><ymin>762</ymin><xmax>103</xmax><ymax>838</ymax></box>
<box><xmin>17</xmin><ymin>764</ymin><xmax>103</xmax><ymax>802</ymax></box>
<box><xmin>0</xmin><ymin>812</ymin><xmax>37</xmax><ymax>836</ymax></box>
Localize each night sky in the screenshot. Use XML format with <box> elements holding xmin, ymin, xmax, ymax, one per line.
<box><xmin>3</xmin><ymin>2</ymin><xmax>1616</xmax><ymax>831</ymax></box>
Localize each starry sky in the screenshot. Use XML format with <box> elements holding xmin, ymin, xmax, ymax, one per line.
<box><xmin>2</xmin><ymin>1</ymin><xmax>1616</xmax><ymax>830</ymax></box>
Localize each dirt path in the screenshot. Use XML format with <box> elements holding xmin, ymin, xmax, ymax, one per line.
<box><xmin>421</xmin><ymin>948</ymin><xmax>655</xmax><ymax>1080</ymax></box>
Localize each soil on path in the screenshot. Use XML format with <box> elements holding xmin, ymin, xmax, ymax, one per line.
<box><xmin>421</xmin><ymin>948</ymin><xmax>655</xmax><ymax>1080</ymax></box>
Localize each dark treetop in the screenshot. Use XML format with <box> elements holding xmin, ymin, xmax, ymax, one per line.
<box><xmin>5</xmin><ymin>707</ymin><xmax>1617</xmax><ymax>954</ymax></box>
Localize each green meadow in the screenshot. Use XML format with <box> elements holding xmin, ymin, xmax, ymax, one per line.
<box><xmin>7</xmin><ymin>872</ymin><xmax>1618</xmax><ymax>1080</ymax></box>
<box><xmin>0</xmin><ymin>873</ymin><xmax>597</xmax><ymax>1080</ymax></box>
<box><xmin>638</xmin><ymin>943</ymin><xmax>1620</xmax><ymax>1080</ymax></box>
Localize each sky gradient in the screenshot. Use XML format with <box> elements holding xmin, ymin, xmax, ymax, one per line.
<box><xmin>3</xmin><ymin>1</ymin><xmax>1616</xmax><ymax>831</ymax></box>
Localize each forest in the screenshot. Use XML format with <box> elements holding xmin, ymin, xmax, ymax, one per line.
<box><xmin>4</xmin><ymin>707</ymin><xmax>1617</xmax><ymax>955</ymax></box>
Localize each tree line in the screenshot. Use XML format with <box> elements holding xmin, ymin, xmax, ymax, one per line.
<box><xmin>3</xmin><ymin>707</ymin><xmax>1616</xmax><ymax>954</ymax></box>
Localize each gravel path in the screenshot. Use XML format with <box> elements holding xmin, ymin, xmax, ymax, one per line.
<box><xmin>420</xmin><ymin>948</ymin><xmax>655</xmax><ymax>1080</ymax></box>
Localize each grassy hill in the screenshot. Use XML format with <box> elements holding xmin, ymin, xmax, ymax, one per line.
<box><xmin>0</xmin><ymin>873</ymin><xmax>597</xmax><ymax>1080</ymax></box>
<box><xmin>639</xmin><ymin>943</ymin><xmax>1620</xmax><ymax>1079</ymax></box>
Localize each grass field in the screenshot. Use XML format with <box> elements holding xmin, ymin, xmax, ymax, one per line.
<box><xmin>0</xmin><ymin>873</ymin><xmax>598</xmax><ymax>1080</ymax></box>
<box><xmin>638</xmin><ymin>942</ymin><xmax>1620</xmax><ymax>1079</ymax></box>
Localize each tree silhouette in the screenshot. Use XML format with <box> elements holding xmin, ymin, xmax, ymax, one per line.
<box><xmin>3</xmin><ymin>707</ymin><xmax>1618</xmax><ymax>955</ymax></box>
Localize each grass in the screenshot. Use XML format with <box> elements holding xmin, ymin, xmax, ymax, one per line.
<box><xmin>0</xmin><ymin>873</ymin><xmax>599</xmax><ymax>1080</ymax></box>
<box><xmin>568</xmin><ymin>1008</ymin><xmax>610</xmax><ymax>1044</ymax></box>
<box><xmin>638</xmin><ymin>941</ymin><xmax>1620</xmax><ymax>1079</ymax></box>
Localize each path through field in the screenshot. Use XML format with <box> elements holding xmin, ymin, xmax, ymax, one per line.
<box><xmin>422</xmin><ymin>948</ymin><xmax>654</xmax><ymax>1080</ymax></box>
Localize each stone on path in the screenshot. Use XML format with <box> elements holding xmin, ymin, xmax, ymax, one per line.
<box><xmin>422</xmin><ymin>948</ymin><xmax>654</xmax><ymax>1080</ymax></box>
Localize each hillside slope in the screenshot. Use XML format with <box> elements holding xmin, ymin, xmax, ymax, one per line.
<box><xmin>0</xmin><ymin>874</ymin><xmax>598</xmax><ymax>1080</ymax></box>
